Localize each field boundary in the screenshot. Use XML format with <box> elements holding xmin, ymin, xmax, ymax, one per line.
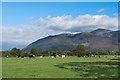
<box><xmin>1</xmin><ymin>78</ymin><xmax>120</xmax><ymax>80</ymax></box>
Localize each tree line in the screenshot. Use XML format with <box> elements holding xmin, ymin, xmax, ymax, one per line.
<box><xmin>1</xmin><ymin>44</ymin><xmax>120</xmax><ymax>57</ymax></box>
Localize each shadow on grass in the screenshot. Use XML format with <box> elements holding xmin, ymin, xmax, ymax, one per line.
<box><xmin>55</xmin><ymin>61</ymin><xmax>120</xmax><ymax>78</ymax></box>
<box><xmin>111</xmin><ymin>59</ymin><xmax>120</xmax><ymax>60</ymax></box>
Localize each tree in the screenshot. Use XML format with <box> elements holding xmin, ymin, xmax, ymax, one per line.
<box><xmin>71</xmin><ymin>49</ymin><xmax>77</xmax><ymax>56</ymax></box>
<box><xmin>75</xmin><ymin>44</ymin><xmax>86</xmax><ymax>57</ymax></box>
<box><xmin>42</xmin><ymin>50</ymin><xmax>48</xmax><ymax>54</ymax></box>
<box><xmin>2</xmin><ymin>51</ymin><xmax>11</xmax><ymax>57</ymax></box>
<box><xmin>116</xmin><ymin>50</ymin><xmax>120</xmax><ymax>55</ymax></box>
<box><xmin>21</xmin><ymin>51</ymin><xmax>30</xmax><ymax>57</ymax></box>
<box><xmin>41</xmin><ymin>50</ymin><xmax>50</xmax><ymax>56</ymax></box>
<box><xmin>92</xmin><ymin>51</ymin><xmax>99</xmax><ymax>55</ymax></box>
<box><xmin>76</xmin><ymin>44</ymin><xmax>85</xmax><ymax>51</ymax></box>
<box><xmin>10</xmin><ymin>48</ymin><xmax>22</xmax><ymax>56</ymax></box>
<box><xmin>38</xmin><ymin>51</ymin><xmax>42</xmax><ymax>56</ymax></box>
<box><xmin>55</xmin><ymin>50</ymin><xmax>62</xmax><ymax>55</ymax></box>
<box><xmin>30</xmin><ymin>48</ymin><xmax>37</xmax><ymax>55</ymax></box>
<box><xmin>85</xmin><ymin>50</ymin><xmax>91</xmax><ymax>56</ymax></box>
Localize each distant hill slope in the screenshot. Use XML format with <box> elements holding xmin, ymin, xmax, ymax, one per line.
<box><xmin>22</xmin><ymin>29</ymin><xmax>120</xmax><ymax>51</ymax></box>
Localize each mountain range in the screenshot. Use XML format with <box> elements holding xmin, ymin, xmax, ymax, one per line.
<box><xmin>22</xmin><ymin>28</ymin><xmax>120</xmax><ymax>51</ymax></box>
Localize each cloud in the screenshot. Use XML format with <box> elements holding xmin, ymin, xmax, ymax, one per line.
<box><xmin>97</xmin><ymin>8</ymin><xmax>105</xmax><ymax>13</ymax></box>
<box><xmin>35</xmin><ymin>15</ymin><xmax>117</xmax><ymax>32</ymax></box>
<box><xmin>1</xmin><ymin>25</ymin><xmax>63</xmax><ymax>50</ymax></box>
<box><xmin>2</xmin><ymin>14</ymin><xmax>117</xmax><ymax>50</ymax></box>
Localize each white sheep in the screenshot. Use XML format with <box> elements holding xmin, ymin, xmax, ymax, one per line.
<box><xmin>56</xmin><ymin>55</ymin><xmax>59</xmax><ymax>57</ymax></box>
<box><xmin>61</xmin><ymin>55</ymin><xmax>65</xmax><ymax>59</ymax></box>
<box><xmin>6</xmin><ymin>55</ymin><xmax>9</xmax><ymax>58</ymax></box>
<box><xmin>51</xmin><ymin>56</ymin><xmax>54</xmax><ymax>58</ymax></box>
<box><xmin>39</xmin><ymin>56</ymin><xmax>43</xmax><ymax>58</ymax></box>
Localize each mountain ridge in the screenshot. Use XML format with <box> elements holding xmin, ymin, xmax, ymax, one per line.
<box><xmin>22</xmin><ymin>28</ymin><xmax>119</xmax><ymax>51</ymax></box>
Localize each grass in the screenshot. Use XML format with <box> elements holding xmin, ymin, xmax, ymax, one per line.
<box><xmin>2</xmin><ymin>55</ymin><xmax>120</xmax><ymax>78</ymax></box>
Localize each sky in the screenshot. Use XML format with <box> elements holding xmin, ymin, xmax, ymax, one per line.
<box><xmin>2</xmin><ymin>2</ymin><xmax>118</xmax><ymax>26</ymax></box>
<box><xmin>1</xmin><ymin>2</ymin><xmax>118</xmax><ymax>51</ymax></box>
<box><xmin>2</xmin><ymin>0</ymin><xmax>120</xmax><ymax>2</ymax></box>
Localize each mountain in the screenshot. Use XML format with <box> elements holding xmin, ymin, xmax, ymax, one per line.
<box><xmin>22</xmin><ymin>29</ymin><xmax>120</xmax><ymax>51</ymax></box>
<box><xmin>91</xmin><ymin>28</ymin><xmax>113</xmax><ymax>37</ymax></box>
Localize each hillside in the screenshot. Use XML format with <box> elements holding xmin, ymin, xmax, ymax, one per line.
<box><xmin>22</xmin><ymin>29</ymin><xmax>120</xmax><ymax>51</ymax></box>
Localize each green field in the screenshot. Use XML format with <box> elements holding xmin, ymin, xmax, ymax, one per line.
<box><xmin>2</xmin><ymin>55</ymin><xmax>120</xmax><ymax>78</ymax></box>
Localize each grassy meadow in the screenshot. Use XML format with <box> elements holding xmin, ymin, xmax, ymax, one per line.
<box><xmin>2</xmin><ymin>55</ymin><xmax>120</xmax><ymax>78</ymax></box>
